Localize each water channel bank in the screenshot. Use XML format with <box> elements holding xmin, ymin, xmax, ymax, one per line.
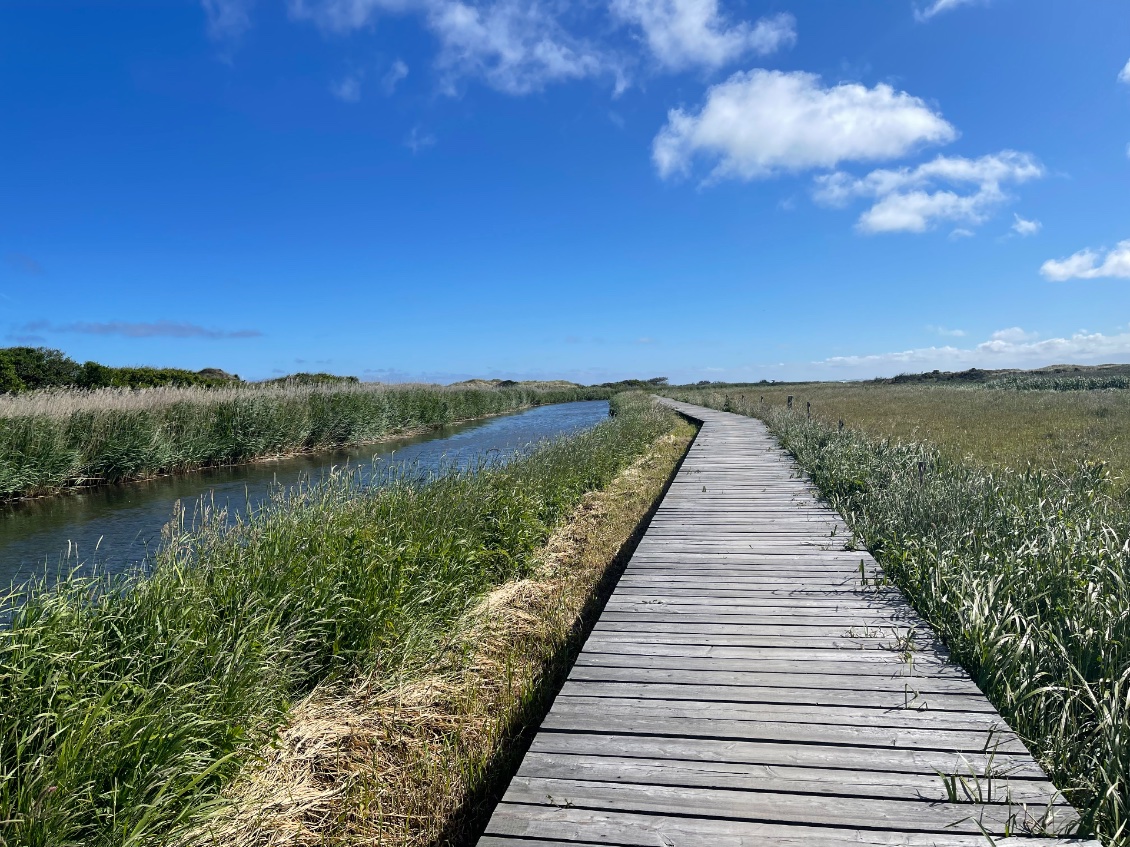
<box><xmin>0</xmin><ymin>400</ymin><xmax>610</xmax><ymax>590</ymax></box>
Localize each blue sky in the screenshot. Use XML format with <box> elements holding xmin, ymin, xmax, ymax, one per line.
<box><xmin>2</xmin><ymin>0</ymin><xmax>1129</xmax><ymax>382</ymax></box>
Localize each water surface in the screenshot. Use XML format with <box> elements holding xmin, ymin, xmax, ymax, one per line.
<box><xmin>0</xmin><ymin>401</ymin><xmax>609</xmax><ymax>590</ymax></box>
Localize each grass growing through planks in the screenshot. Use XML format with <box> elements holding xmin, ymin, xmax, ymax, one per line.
<box><xmin>0</xmin><ymin>393</ymin><xmax>679</xmax><ymax>847</ymax></box>
<box><xmin>0</xmin><ymin>381</ymin><xmax>610</xmax><ymax>499</ymax></box>
<box><xmin>666</xmin><ymin>387</ymin><xmax>1129</xmax><ymax>845</ymax></box>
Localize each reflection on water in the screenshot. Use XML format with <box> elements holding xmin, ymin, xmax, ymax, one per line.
<box><xmin>0</xmin><ymin>401</ymin><xmax>609</xmax><ymax>590</ymax></box>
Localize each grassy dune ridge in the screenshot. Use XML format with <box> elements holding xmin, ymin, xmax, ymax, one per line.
<box><xmin>0</xmin><ymin>393</ymin><xmax>675</xmax><ymax>847</ymax></box>
<box><xmin>665</xmin><ymin>386</ymin><xmax>1129</xmax><ymax>845</ymax></box>
<box><xmin>0</xmin><ymin>382</ymin><xmax>611</xmax><ymax>499</ymax></box>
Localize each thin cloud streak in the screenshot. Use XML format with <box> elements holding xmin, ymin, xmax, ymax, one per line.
<box><xmin>915</xmin><ymin>0</ymin><xmax>983</xmax><ymax>22</ymax></box>
<box><xmin>20</xmin><ymin>320</ymin><xmax>263</xmax><ymax>340</ymax></box>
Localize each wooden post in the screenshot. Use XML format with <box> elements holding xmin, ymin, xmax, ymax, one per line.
<box><xmin>918</xmin><ymin>461</ymin><xmax>926</xmax><ymax>484</ymax></box>
<box><xmin>806</xmin><ymin>401</ymin><xmax>811</xmax><ymax>419</ymax></box>
<box><xmin>839</xmin><ymin>419</ymin><xmax>844</xmax><ymax>432</ymax></box>
<box><xmin>787</xmin><ymin>395</ymin><xmax>794</xmax><ymax>410</ymax></box>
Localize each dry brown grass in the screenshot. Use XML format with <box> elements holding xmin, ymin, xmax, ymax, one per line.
<box><xmin>180</xmin><ymin>415</ymin><xmax>697</xmax><ymax>847</ymax></box>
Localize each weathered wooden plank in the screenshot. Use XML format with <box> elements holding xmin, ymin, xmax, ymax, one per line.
<box><xmin>565</xmin><ymin>664</ymin><xmax>989</xmax><ymax>695</ymax></box>
<box><xmin>484</xmin><ymin>805</ymin><xmax>1098</xmax><ymax>846</ymax></box>
<box><xmin>579</xmin><ymin>641</ymin><xmax>947</xmax><ymax>663</ymax></box>
<box><xmin>526</xmin><ymin>731</ymin><xmax>1047</xmax><ymax>779</ymax></box>
<box><xmin>545</xmin><ymin>696</ymin><xmax>1007</xmax><ymax>732</ymax></box>
<box><xmin>557</xmin><ymin>679</ymin><xmax>998</xmax><ymax>712</ymax></box>
<box><xmin>572</xmin><ymin>652</ymin><xmax>966</xmax><ymax>679</ymax></box>
<box><xmin>512</xmin><ymin>752</ymin><xmax>1060</xmax><ymax>804</ymax></box>
<box><xmin>537</xmin><ymin>713</ymin><xmax>1029</xmax><ymax>754</ymax></box>
<box><xmin>499</xmin><ymin>778</ymin><xmax>1076</xmax><ymax>835</ymax></box>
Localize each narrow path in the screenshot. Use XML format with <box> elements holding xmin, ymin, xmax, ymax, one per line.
<box><xmin>477</xmin><ymin>400</ymin><xmax>1099</xmax><ymax>846</ymax></box>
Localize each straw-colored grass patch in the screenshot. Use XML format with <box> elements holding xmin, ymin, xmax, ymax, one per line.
<box><xmin>183</xmin><ymin>415</ymin><xmax>697</xmax><ymax>847</ymax></box>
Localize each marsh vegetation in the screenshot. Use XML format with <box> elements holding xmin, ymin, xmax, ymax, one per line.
<box><xmin>0</xmin><ymin>393</ymin><xmax>687</xmax><ymax>846</ymax></box>
<box><xmin>0</xmin><ymin>381</ymin><xmax>609</xmax><ymax>499</ymax></box>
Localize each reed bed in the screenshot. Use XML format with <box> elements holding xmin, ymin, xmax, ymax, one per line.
<box><xmin>0</xmin><ymin>392</ymin><xmax>676</xmax><ymax>846</ymax></box>
<box><xmin>665</xmin><ymin>387</ymin><xmax>1129</xmax><ymax>846</ymax></box>
<box><xmin>677</xmin><ymin>383</ymin><xmax>1130</xmax><ymax>473</ymax></box>
<box><xmin>0</xmin><ymin>382</ymin><xmax>610</xmax><ymax>499</ymax></box>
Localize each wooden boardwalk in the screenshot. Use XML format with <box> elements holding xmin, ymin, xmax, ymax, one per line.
<box><xmin>477</xmin><ymin>400</ymin><xmax>1099</xmax><ymax>846</ymax></box>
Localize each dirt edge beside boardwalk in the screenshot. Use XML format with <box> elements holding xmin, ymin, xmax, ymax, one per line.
<box><xmin>182</xmin><ymin>413</ymin><xmax>699</xmax><ymax>847</ymax></box>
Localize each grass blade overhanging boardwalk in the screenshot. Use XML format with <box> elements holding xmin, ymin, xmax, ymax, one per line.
<box><xmin>478</xmin><ymin>399</ymin><xmax>1103</xmax><ymax>847</ymax></box>
<box><xmin>0</xmin><ymin>393</ymin><xmax>686</xmax><ymax>847</ymax></box>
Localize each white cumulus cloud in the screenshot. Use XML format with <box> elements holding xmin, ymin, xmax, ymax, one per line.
<box><xmin>813</xmin><ymin>151</ymin><xmax>1044</xmax><ymax>234</ymax></box>
<box><xmin>611</xmin><ymin>1</ymin><xmax>794</xmax><ymax>70</ymax></box>
<box><xmin>1041</xmin><ymin>240</ymin><xmax>1130</xmax><ymax>281</ymax></box>
<box><xmin>915</xmin><ymin>0</ymin><xmax>983</xmax><ymax>21</ymax></box>
<box><xmin>1012</xmin><ymin>214</ymin><xmax>1041</xmax><ymax>237</ymax></box>
<box><xmin>1120</xmin><ymin>58</ymin><xmax>1130</xmax><ymax>84</ymax></box>
<box><xmin>653</xmin><ymin>70</ymin><xmax>956</xmax><ymax>181</ymax></box>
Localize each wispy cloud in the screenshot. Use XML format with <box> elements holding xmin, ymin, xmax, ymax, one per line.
<box><xmin>5</xmin><ymin>253</ymin><xmax>44</xmax><ymax>275</ymax></box>
<box><xmin>1119</xmin><ymin>58</ymin><xmax>1130</xmax><ymax>84</ymax></box>
<box><xmin>330</xmin><ymin>72</ymin><xmax>363</xmax><ymax>102</ymax></box>
<box><xmin>1041</xmin><ymin>240</ymin><xmax>1130</xmax><ymax>281</ymax></box>
<box><xmin>404</xmin><ymin>125</ymin><xmax>436</xmax><ymax>153</ymax></box>
<box><xmin>610</xmin><ymin>2</ymin><xmax>795</xmax><ymax>71</ymax></box>
<box><xmin>915</xmin><ymin>0</ymin><xmax>984</xmax><ymax>22</ymax></box>
<box><xmin>202</xmin><ymin>0</ymin><xmax>254</xmax><ymax>41</ymax></box>
<box><xmin>20</xmin><ymin>320</ymin><xmax>263</xmax><ymax>339</ymax></box>
<box><xmin>926</xmin><ymin>325</ymin><xmax>966</xmax><ymax>337</ymax></box>
<box><xmin>1011</xmin><ymin>214</ymin><xmax>1042</xmax><ymax>237</ymax></box>
<box><xmin>814</xmin><ymin>151</ymin><xmax>1044</xmax><ymax>234</ymax></box>
<box><xmin>383</xmin><ymin>59</ymin><xmax>409</xmax><ymax>93</ymax></box>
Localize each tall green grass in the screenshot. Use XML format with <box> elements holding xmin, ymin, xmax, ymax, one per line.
<box><xmin>0</xmin><ymin>382</ymin><xmax>609</xmax><ymax>498</ymax></box>
<box><xmin>665</xmin><ymin>383</ymin><xmax>1130</xmax><ymax>474</ymax></box>
<box><xmin>0</xmin><ymin>393</ymin><xmax>671</xmax><ymax>847</ymax></box>
<box><xmin>666</xmin><ymin>389</ymin><xmax>1129</xmax><ymax>845</ymax></box>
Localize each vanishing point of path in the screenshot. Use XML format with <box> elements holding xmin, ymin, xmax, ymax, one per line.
<box><xmin>477</xmin><ymin>400</ymin><xmax>1101</xmax><ymax>846</ymax></box>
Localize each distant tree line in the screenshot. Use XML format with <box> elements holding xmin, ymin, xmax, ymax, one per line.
<box><xmin>882</xmin><ymin>368</ymin><xmax>991</xmax><ymax>385</ymax></box>
<box><xmin>0</xmin><ymin>347</ymin><xmax>240</xmax><ymax>393</ymax></box>
<box><xmin>260</xmin><ymin>372</ymin><xmax>360</xmax><ymax>386</ymax></box>
<box><xmin>598</xmin><ymin>377</ymin><xmax>669</xmax><ymax>390</ymax></box>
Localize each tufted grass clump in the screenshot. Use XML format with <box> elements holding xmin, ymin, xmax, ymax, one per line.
<box><xmin>0</xmin><ymin>393</ymin><xmax>673</xmax><ymax>847</ymax></box>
